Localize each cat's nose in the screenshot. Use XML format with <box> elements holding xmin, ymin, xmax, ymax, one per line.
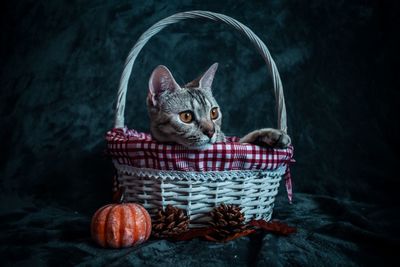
<box><xmin>204</xmin><ymin>129</ymin><xmax>215</xmax><ymax>139</ymax></box>
<box><xmin>200</xmin><ymin>120</ymin><xmax>215</xmax><ymax>138</ymax></box>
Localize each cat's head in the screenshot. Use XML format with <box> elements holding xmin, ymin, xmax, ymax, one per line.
<box><xmin>146</xmin><ymin>63</ymin><xmax>222</xmax><ymax>149</ymax></box>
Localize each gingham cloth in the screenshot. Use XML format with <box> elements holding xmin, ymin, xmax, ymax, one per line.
<box><xmin>106</xmin><ymin>128</ymin><xmax>295</xmax><ymax>202</ymax></box>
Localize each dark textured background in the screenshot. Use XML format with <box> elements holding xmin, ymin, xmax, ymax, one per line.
<box><xmin>1</xmin><ymin>0</ymin><xmax>399</xmax><ymax>266</ymax></box>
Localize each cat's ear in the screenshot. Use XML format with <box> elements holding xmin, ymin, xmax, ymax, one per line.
<box><xmin>148</xmin><ymin>65</ymin><xmax>180</xmax><ymax>106</ymax></box>
<box><xmin>199</xmin><ymin>62</ymin><xmax>218</xmax><ymax>89</ymax></box>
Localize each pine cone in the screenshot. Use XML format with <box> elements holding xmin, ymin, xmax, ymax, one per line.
<box><xmin>208</xmin><ymin>203</ymin><xmax>247</xmax><ymax>239</ymax></box>
<box><xmin>152</xmin><ymin>205</ymin><xmax>189</xmax><ymax>238</ymax></box>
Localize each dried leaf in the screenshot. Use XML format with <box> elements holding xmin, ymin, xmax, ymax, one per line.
<box><xmin>171</xmin><ymin>227</ymin><xmax>214</xmax><ymax>241</ymax></box>
<box><xmin>156</xmin><ymin>218</ymin><xmax>295</xmax><ymax>242</ymax></box>
<box><xmin>222</xmin><ymin>229</ymin><xmax>256</xmax><ymax>242</ymax></box>
<box><xmin>165</xmin><ymin>224</ymin><xmax>258</xmax><ymax>242</ymax></box>
<box><xmin>204</xmin><ymin>229</ymin><xmax>255</xmax><ymax>242</ymax></box>
<box><xmin>203</xmin><ymin>234</ymin><xmax>219</xmax><ymax>242</ymax></box>
<box><xmin>249</xmin><ymin>220</ymin><xmax>296</xmax><ymax>236</ymax></box>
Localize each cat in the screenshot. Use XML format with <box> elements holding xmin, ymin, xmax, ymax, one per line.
<box><xmin>146</xmin><ymin>63</ymin><xmax>291</xmax><ymax>150</ymax></box>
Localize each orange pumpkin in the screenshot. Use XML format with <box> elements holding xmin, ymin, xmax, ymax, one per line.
<box><xmin>91</xmin><ymin>203</ymin><xmax>152</xmax><ymax>248</ymax></box>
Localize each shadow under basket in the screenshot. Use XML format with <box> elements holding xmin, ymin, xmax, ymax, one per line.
<box><xmin>107</xmin><ymin>11</ymin><xmax>295</xmax><ymax>228</ymax></box>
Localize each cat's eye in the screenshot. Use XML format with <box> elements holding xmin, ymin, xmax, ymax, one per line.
<box><xmin>179</xmin><ymin>111</ymin><xmax>194</xmax><ymax>123</ymax></box>
<box><xmin>210</xmin><ymin>107</ymin><xmax>219</xmax><ymax>120</ymax></box>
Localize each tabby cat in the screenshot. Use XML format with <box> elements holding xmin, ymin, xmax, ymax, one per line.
<box><xmin>147</xmin><ymin>63</ymin><xmax>291</xmax><ymax>150</ymax></box>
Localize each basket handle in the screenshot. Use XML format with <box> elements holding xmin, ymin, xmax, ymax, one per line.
<box><xmin>114</xmin><ymin>10</ymin><xmax>288</xmax><ymax>133</ymax></box>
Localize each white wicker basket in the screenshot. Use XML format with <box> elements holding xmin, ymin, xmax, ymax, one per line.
<box><xmin>109</xmin><ymin>11</ymin><xmax>293</xmax><ymax>227</ymax></box>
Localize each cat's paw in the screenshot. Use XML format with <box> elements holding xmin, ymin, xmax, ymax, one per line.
<box><xmin>239</xmin><ymin>128</ymin><xmax>291</xmax><ymax>148</ymax></box>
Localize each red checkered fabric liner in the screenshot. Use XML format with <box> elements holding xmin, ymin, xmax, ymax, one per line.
<box><xmin>106</xmin><ymin>128</ymin><xmax>295</xmax><ymax>202</ymax></box>
<box><xmin>106</xmin><ymin>128</ymin><xmax>294</xmax><ymax>171</ymax></box>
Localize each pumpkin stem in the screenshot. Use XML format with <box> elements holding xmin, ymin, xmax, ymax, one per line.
<box><xmin>112</xmin><ymin>185</ymin><xmax>127</xmax><ymax>204</ymax></box>
<box><xmin>119</xmin><ymin>187</ymin><xmax>127</xmax><ymax>204</ymax></box>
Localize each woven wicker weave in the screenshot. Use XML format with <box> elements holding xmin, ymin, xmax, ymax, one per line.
<box><xmin>109</xmin><ymin>10</ymin><xmax>293</xmax><ymax>227</ymax></box>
